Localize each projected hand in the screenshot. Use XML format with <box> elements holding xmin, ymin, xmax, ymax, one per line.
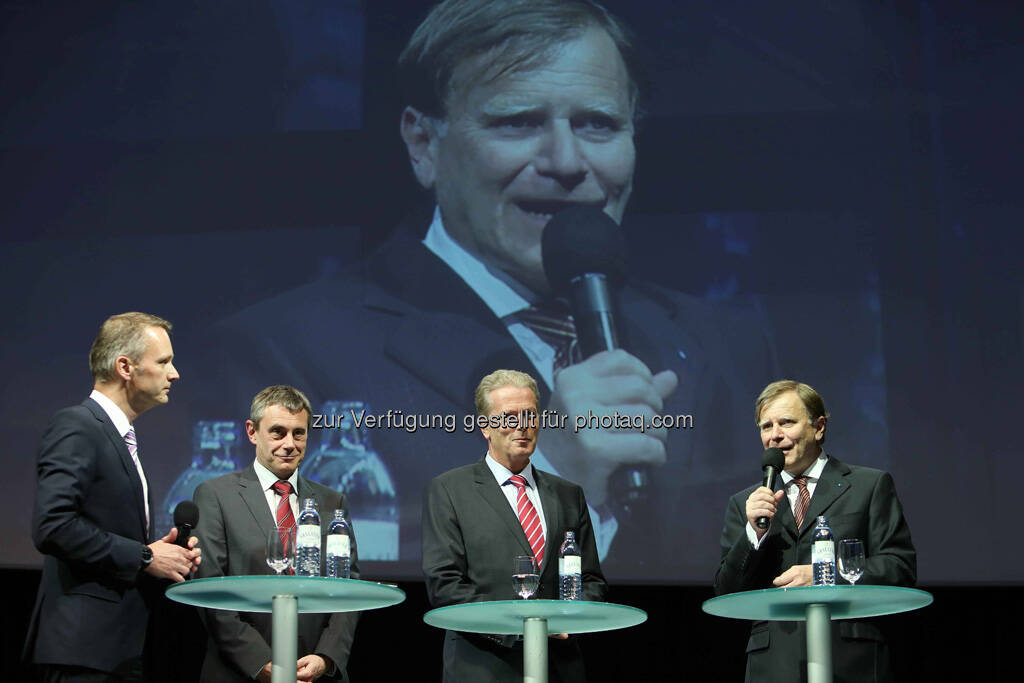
<box><xmin>542</xmin><ymin>349</ymin><xmax>678</xmax><ymax>507</ymax></box>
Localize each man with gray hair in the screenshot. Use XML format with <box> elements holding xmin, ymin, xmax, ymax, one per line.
<box><xmin>193</xmin><ymin>385</ymin><xmax>360</xmax><ymax>683</ymax></box>
<box><xmin>26</xmin><ymin>312</ymin><xmax>200</xmax><ymax>682</ymax></box>
<box><xmin>423</xmin><ymin>369</ymin><xmax>606</xmax><ymax>682</ymax></box>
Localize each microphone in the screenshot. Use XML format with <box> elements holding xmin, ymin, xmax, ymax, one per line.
<box><xmin>172</xmin><ymin>500</ymin><xmax>199</xmax><ymax>548</ymax></box>
<box><xmin>756</xmin><ymin>447</ymin><xmax>786</xmax><ymax>530</ymax></box>
<box><xmin>542</xmin><ymin>206</ymin><xmax>645</xmax><ymax>509</ymax></box>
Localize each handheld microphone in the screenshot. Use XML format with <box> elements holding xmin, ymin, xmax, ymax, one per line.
<box><xmin>756</xmin><ymin>447</ymin><xmax>786</xmax><ymax>530</ymax></box>
<box><xmin>172</xmin><ymin>500</ymin><xmax>200</xmax><ymax>548</ymax></box>
<box><xmin>543</xmin><ymin>206</ymin><xmax>646</xmax><ymax>509</ymax></box>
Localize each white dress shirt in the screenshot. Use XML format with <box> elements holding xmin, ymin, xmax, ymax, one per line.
<box><xmin>253</xmin><ymin>457</ymin><xmax>300</xmax><ymax>522</ymax></box>
<box><xmin>484</xmin><ymin>453</ymin><xmax>549</xmax><ymax>553</ymax></box>
<box><xmin>90</xmin><ymin>389</ymin><xmax>149</xmax><ymax>535</ymax></box>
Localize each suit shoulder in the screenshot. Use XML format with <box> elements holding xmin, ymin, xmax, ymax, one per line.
<box><xmin>430</xmin><ymin>462</ymin><xmax>479</xmax><ymax>487</ymax></box>
<box><xmin>194</xmin><ymin>469</ymin><xmax>247</xmax><ymax>495</ymax></box>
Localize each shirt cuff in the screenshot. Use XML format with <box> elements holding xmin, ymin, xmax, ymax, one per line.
<box><xmin>746</xmin><ymin>521</ymin><xmax>766</xmax><ymax>550</ymax></box>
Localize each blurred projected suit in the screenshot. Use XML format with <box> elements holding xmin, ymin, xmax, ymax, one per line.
<box><xmin>190</xmin><ymin>227</ymin><xmax>777</xmax><ymax>578</ymax></box>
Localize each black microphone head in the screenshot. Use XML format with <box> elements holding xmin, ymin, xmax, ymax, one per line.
<box><xmin>542</xmin><ymin>205</ymin><xmax>628</xmax><ymax>295</ymax></box>
<box><xmin>761</xmin><ymin>447</ymin><xmax>785</xmax><ymax>472</ymax></box>
<box><xmin>173</xmin><ymin>500</ymin><xmax>200</xmax><ymax>528</ymax></box>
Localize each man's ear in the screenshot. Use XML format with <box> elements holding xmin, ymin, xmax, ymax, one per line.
<box><xmin>245</xmin><ymin>420</ymin><xmax>258</xmax><ymax>445</ymax></box>
<box><xmin>400</xmin><ymin>106</ymin><xmax>439</xmax><ymax>190</ymax></box>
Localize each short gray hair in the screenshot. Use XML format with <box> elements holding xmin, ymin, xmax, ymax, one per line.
<box><xmin>89</xmin><ymin>312</ymin><xmax>172</xmax><ymax>381</ymax></box>
<box><xmin>474</xmin><ymin>369</ymin><xmax>540</xmax><ymax>415</ymax></box>
<box><xmin>250</xmin><ymin>385</ymin><xmax>313</xmax><ymax>429</ymax></box>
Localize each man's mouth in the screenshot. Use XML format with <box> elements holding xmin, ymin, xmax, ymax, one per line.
<box><xmin>514</xmin><ymin>199</ymin><xmax>604</xmax><ymax>223</ymax></box>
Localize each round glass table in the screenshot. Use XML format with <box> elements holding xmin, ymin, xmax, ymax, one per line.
<box><xmin>424</xmin><ymin>599</ymin><xmax>647</xmax><ymax>683</ymax></box>
<box><xmin>168</xmin><ymin>576</ymin><xmax>405</xmax><ymax>683</ymax></box>
<box><xmin>703</xmin><ymin>585</ymin><xmax>932</xmax><ymax>683</ymax></box>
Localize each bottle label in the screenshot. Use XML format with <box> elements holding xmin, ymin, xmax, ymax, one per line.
<box><xmin>559</xmin><ymin>556</ymin><xmax>581</xmax><ymax>575</ymax></box>
<box><xmin>296</xmin><ymin>524</ymin><xmax>320</xmax><ymax>548</ymax></box>
<box><xmin>327</xmin><ymin>535</ymin><xmax>350</xmax><ymax>557</ymax></box>
<box><xmin>812</xmin><ymin>540</ymin><xmax>834</xmax><ymax>563</ymax></box>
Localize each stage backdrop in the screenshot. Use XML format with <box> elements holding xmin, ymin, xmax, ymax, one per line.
<box><xmin>1</xmin><ymin>0</ymin><xmax>1020</xmax><ymax>583</ymax></box>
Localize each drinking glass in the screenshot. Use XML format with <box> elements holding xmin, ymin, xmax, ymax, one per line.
<box><xmin>512</xmin><ymin>555</ymin><xmax>540</xmax><ymax>600</ymax></box>
<box><xmin>267</xmin><ymin>526</ymin><xmax>295</xmax><ymax>575</ymax></box>
<box><xmin>838</xmin><ymin>539</ymin><xmax>865</xmax><ymax>585</ymax></box>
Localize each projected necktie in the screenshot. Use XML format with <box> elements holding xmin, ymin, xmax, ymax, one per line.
<box><xmin>507</xmin><ymin>475</ymin><xmax>545</xmax><ymax>565</ymax></box>
<box><xmin>513</xmin><ymin>300</ymin><xmax>580</xmax><ymax>372</ymax></box>
<box><xmin>793</xmin><ymin>476</ymin><xmax>811</xmax><ymax>530</ymax></box>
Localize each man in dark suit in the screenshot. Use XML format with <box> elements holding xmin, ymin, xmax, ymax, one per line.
<box><xmin>422</xmin><ymin>369</ymin><xmax>607</xmax><ymax>683</ymax></box>
<box><xmin>187</xmin><ymin>0</ymin><xmax>776</xmax><ymax>581</ymax></box>
<box><xmin>193</xmin><ymin>385</ymin><xmax>359</xmax><ymax>683</ymax></box>
<box><xmin>26</xmin><ymin>312</ymin><xmax>201</xmax><ymax>682</ymax></box>
<box><xmin>714</xmin><ymin>380</ymin><xmax>917</xmax><ymax>683</ymax></box>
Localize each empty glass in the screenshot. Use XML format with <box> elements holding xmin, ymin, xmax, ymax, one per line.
<box><xmin>267</xmin><ymin>526</ymin><xmax>296</xmax><ymax>575</ymax></box>
<box><xmin>838</xmin><ymin>539</ymin><xmax>865</xmax><ymax>585</ymax></box>
<box><xmin>512</xmin><ymin>555</ymin><xmax>540</xmax><ymax>599</ymax></box>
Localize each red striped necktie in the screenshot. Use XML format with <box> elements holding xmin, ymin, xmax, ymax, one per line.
<box><xmin>507</xmin><ymin>475</ymin><xmax>545</xmax><ymax>565</ymax></box>
<box><xmin>271</xmin><ymin>480</ymin><xmax>295</xmax><ymax>547</ymax></box>
<box><xmin>792</xmin><ymin>476</ymin><xmax>811</xmax><ymax>530</ymax></box>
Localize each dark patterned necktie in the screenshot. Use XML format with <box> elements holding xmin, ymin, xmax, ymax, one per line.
<box><xmin>512</xmin><ymin>299</ymin><xmax>580</xmax><ymax>372</ymax></box>
<box><xmin>792</xmin><ymin>476</ymin><xmax>811</xmax><ymax>530</ymax></box>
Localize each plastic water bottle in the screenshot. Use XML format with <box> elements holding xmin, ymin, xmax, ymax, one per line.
<box><xmin>812</xmin><ymin>515</ymin><xmax>836</xmax><ymax>586</ymax></box>
<box><xmin>295</xmin><ymin>498</ymin><xmax>321</xmax><ymax>576</ymax></box>
<box><xmin>558</xmin><ymin>531</ymin><xmax>582</xmax><ymax>600</ymax></box>
<box><xmin>325</xmin><ymin>509</ymin><xmax>352</xmax><ymax>579</ymax></box>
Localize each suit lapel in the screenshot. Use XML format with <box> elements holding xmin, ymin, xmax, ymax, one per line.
<box><xmin>83</xmin><ymin>398</ymin><xmax>148</xmax><ymax>541</ymax></box>
<box><xmin>533</xmin><ymin>467</ymin><xmax>560</xmax><ymax>573</ymax></box>
<box><xmin>237</xmin><ymin>465</ymin><xmax>276</xmax><ymax>536</ymax></box>
<box><xmin>798</xmin><ymin>457</ymin><xmax>852</xmax><ymax>540</ymax></box>
<box><xmin>472</xmin><ymin>460</ymin><xmax>534</xmax><ymax>558</ymax></box>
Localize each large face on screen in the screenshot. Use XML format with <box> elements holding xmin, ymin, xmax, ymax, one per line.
<box><xmin>247</xmin><ymin>404</ymin><xmax>309</xmax><ymax>479</ymax></box>
<box><xmin>127</xmin><ymin>326</ymin><xmax>179</xmax><ymax>411</ymax></box>
<box><xmin>758</xmin><ymin>391</ymin><xmax>826</xmax><ymax>475</ymax></box>
<box><xmin>482</xmin><ymin>384</ymin><xmax>540</xmax><ymax>474</ymax></box>
<box><xmin>408</xmin><ymin>26</ymin><xmax>636</xmax><ymax>293</ymax></box>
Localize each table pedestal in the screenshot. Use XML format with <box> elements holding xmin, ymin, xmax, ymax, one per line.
<box><xmin>523</xmin><ymin>617</ymin><xmax>548</xmax><ymax>683</ymax></box>
<box><xmin>806</xmin><ymin>603</ymin><xmax>832</xmax><ymax>683</ymax></box>
<box><xmin>271</xmin><ymin>595</ymin><xmax>298</xmax><ymax>683</ymax></box>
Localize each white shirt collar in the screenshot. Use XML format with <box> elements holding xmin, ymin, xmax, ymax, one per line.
<box><xmin>422</xmin><ymin>206</ymin><xmax>536</xmax><ymax>318</ymax></box>
<box><xmin>485</xmin><ymin>452</ymin><xmax>538</xmax><ymax>489</ymax></box>
<box><xmin>253</xmin><ymin>457</ymin><xmax>300</xmax><ymax>495</ymax></box>
<box><xmin>89</xmin><ymin>389</ymin><xmax>131</xmax><ymax>438</ymax></box>
<box><xmin>781</xmin><ymin>451</ymin><xmax>829</xmax><ymax>485</ymax></box>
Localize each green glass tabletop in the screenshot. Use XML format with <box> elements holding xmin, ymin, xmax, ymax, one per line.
<box><xmin>166</xmin><ymin>575</ymin><xmax>405</xmax><ymax>614</ymax></box>
<box><xmin>424</xmin><ymin>600</ymin><xmax>647</xmax><ymax>635</ymax></box>
<box><xmin>702</xmin><ymin>585</ymin><xmax>933</xmax><ymax>621</ymax></box>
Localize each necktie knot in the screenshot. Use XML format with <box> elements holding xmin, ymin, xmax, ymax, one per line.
<box><xmin>507</xmin><ymin>474</ymin><xmax>528</xmax><ymax>490</ymax></box>
<box><xmin>272</xmin><ymin>480</ymin><xmax>293</xmax><ymax>497</ymax></box>
<box><xmin>792</xmin><ymin>476</ymin><xmax>808</xmax><ymax>492</ymax></box>
<box><xmin>511</xmin><ymin>300</ymin><xmax>580</xmax><ymax>371</ymax></box>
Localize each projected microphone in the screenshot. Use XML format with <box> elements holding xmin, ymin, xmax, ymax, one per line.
<box><xmin>756</xmin><ymin>447</ymin><xmax>786</xmax><ymax>530</ymax></box>
<box><xmin>542</xmin><ymin>206</ymin><xmax>647</xmax><ymax>508</ymax></box>
<box><xmin>172</xmin><ymin>500</ymin><xmax>199</xmax><ymax>548</ymax></box>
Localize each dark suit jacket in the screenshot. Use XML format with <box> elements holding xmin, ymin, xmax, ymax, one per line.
<box><xmin>714</xmin><ymin>455</ymin><xmax>917</xmax><ymax>683</ymax></box>
<box><xmin>422</xmin><ymin>459</ymin><xmax>607</xmax><ymax>683</ymax></box>
<box><xmin>192</xmin><ymin>465</ymin><xmax>360</xmax><ymax>682</ymax></box>
<box><xmin>25</xmin><ymin>397</ymin><xmax>154</xmax><ymax>672</ymax></box>
<box><xmin>189</xmin><ymin>233</ymin><xmax>777</xmax><ymax>577</ymax></box>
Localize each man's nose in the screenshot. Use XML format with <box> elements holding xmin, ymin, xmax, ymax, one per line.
<box><xmin>168</xmin><ymin>363</ymin><xmax>180</xmax><ymax>381</ymax></box>
<box><xmin>536</xmin><ymin>120</ymin><xmax>587</xmax><ymax>189</ymax></box>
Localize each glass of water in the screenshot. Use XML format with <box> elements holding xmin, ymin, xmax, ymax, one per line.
<box><xmin>267</xmin><ymin>526</ymin><xmax>295</xmax><ymax>575</ymax></box>
<box><xmin>512</xmin><ymin>555</ymin><xmax>539</xmax><ymax>599</ymax></box>
<box><xmin>838</xmin><ymin>539</ymin><xmax>865</xmax><ymax>585</ymax></box>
